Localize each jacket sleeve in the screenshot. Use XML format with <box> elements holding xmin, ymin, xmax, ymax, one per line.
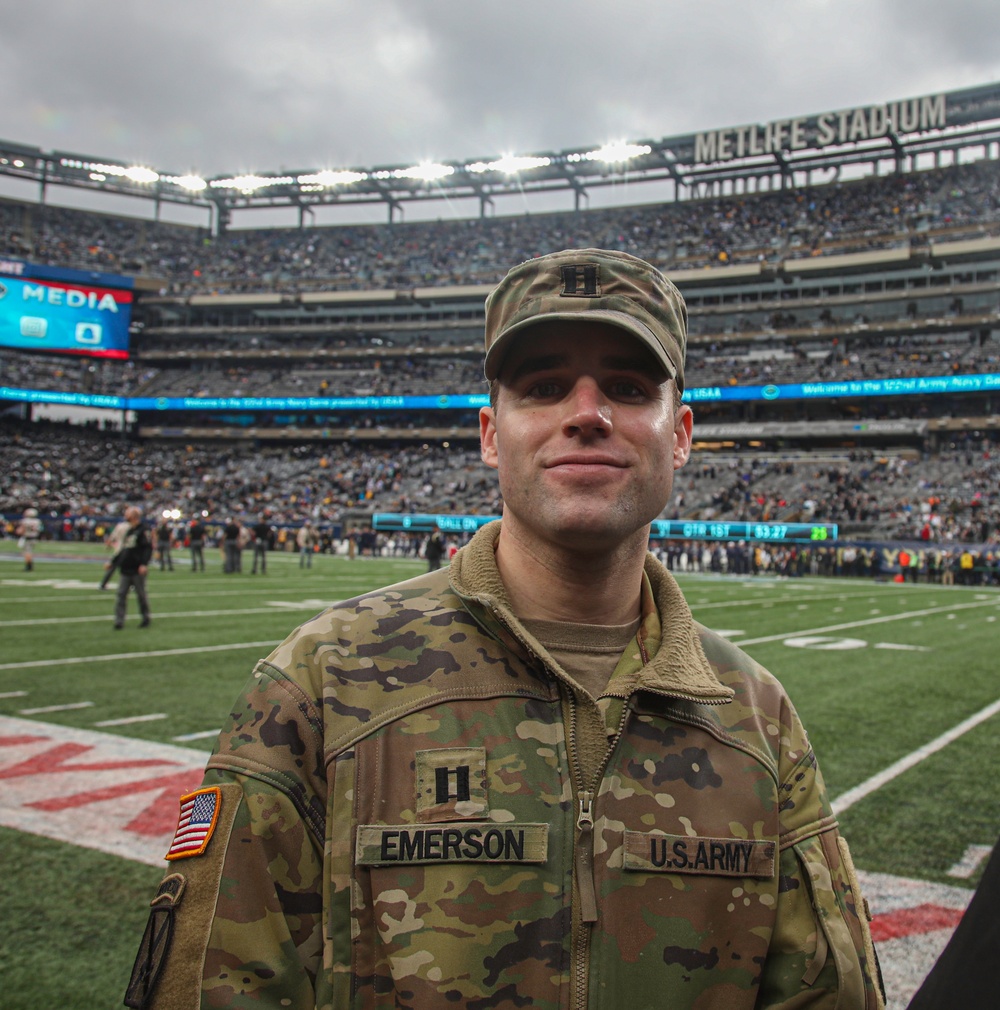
<box><xmin>138</xmin><ymin>529</ymin><xmax>154</xmax><ymax>567</ymax></box>
<box><xmin>125</xmin><ymin>664</ymin><xmax>328</xmax><ymax>1009</ymax></box>
<box><xmin>755</xmin><ymin>703</ymin><xmax>884</xmax><ymax>1009</ymax></box>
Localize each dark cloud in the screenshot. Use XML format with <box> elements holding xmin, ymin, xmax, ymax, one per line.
<box><xmin>1</xmin><ymin>0</ymin><xmax>996</xmax><ymax>179</ymax></box>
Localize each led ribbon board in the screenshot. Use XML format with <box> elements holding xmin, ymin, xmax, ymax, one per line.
<box><xmin>372</xmin><ymin>514</ymin><xmax>838</xmax><ymax>543</ymax></box>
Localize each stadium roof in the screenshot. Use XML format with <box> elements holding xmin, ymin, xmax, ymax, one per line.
<box><xmin>2</xmin><ymin>82</ymin><xmax>999</xmax><ymax>228</ymax></box>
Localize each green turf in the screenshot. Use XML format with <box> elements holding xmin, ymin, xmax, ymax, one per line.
<box><xmin>0</xmin><ymin>826</ymin><xmax>156</xmax><ymax>1010</ymax></box>
<box><xmin>2</xmin><ymin>544</ymin><xmax>999</xmax><ymax>1008</ymax></box>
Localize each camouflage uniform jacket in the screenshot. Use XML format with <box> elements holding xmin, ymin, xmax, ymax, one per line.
<box><xmin>129</xmin><ymin>521</ymin><xmax>883</xmax><ymax>1010</ymax></box>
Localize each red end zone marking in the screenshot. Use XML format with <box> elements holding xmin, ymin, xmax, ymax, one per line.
<box><xmin>0</xmin><ymin>717</ymin><xmax>210</xmax><ymax>865</ymax></box>
<box><xmin>0</xmin><ymin>741</ymin><xmax>169</xmax><ymax>779</ymax></box>
<box><xmin>28</xmin><ymin>767</ymin><xmax>206</xmax><ymax>835</ymax></box>
<box><xmin>870</xmin><ymin>903</ymin><xmax>964</xmax><ymax>942</ymax></box>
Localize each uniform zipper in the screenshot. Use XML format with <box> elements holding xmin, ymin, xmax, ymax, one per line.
<box><xmin>576</xmin><ymin>791</ymin><xmax>598</xmax><ymax>923</ymax></box>
<box><xmin>570</xmin><ymin>691</ymin><xmax>634</xmax><ymax>1010</ymax></box>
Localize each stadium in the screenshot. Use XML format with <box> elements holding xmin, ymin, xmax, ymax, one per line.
<box><xmin>2</xmin><ymin>81</ymin><xmax>1000</xmax><ymax>1008</ymax></box>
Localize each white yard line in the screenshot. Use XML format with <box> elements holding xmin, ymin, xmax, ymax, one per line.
<box><xmin>0</xmin><ymin>640</ymin><xmax>279</xmax><ymax>671</ymax></box>
<box><xmin>93</xmin><ymin>713</ymin><xmax>169</xmax><ymax>727</ymax></box>
<box><xmin>733</xmin><ymin>598</ymin><xmax>1000</xmax><ymax>646</ymax></box>
<box><xmin>19</xmin><ymin>701</ymin><xmax>95</xmax><ymax>715</ymax></box>
<box><xmin>691</xmin><ymin>590</ymin><xmax>898</xmax><ymax>610</ymax></box>
<box><xmin>946</xmin><ymin>844</ymin><xmax>994</xmax><ymax>879</ymax></box>
<box><xmin>0</xmin><ymin>605</ymin><xmax>322</xmax><ymax>627</ymax></box>
<box><xmin>832</xmin><ymin>697</ymin><xmax>1000</xmax><ymax>814</ymax></box>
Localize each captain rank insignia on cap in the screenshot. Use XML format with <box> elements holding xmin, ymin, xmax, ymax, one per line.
<box><xmin>560</xmin><ymin>263</ymin><xmax>601</xmax><ymax>296</ymax></box>
<box><xmin>165</xmin><ymin>786</ymin><xmax>221</xmax><ymax>860</ymax></box>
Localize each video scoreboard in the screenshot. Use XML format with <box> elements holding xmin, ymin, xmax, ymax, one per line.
<box><xmin>0</xmin><ymin>258</ymin><xmax>134</xmax><ymax>360</ymax></box>
<box><xmin>649</xmin><ymin>520</ymin><xmax>836</xmax><ymax>543</ymax></box>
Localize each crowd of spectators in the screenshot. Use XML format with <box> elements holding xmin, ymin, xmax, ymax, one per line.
<box><xmin>4</xmin><ymin>330</ymin><xmax>998</xmax><ymax>403</ymax></box>
<box><xmin>2</xmin><ymin>160</ymin><xmax>998</xmax><ymax>296</ymax></box>
<box><xmin>2</xmin><ymin>420</ymin><xmax>996</xmax><ymax>552</ymax></box>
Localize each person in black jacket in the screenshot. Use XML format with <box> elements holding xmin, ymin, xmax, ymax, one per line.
<box><xmin>251</xmin><ymin>514</ymin><xmax>273</xmax><ymax>574</ymax></box>
<box><xmin>907</xmin><ymin>833</ymin><xmax>1000</xmax><ymax>1009</ymax></box>
<box><xmin>188</xmin><ymin>518</ymin><xmax>206</xmax><ymax>571</ymax></box>
<box><xmin>424</xmin><ymin>527</ymin><xmax>445</xmax><ymax>571</ymax></box>
<box><xmin>112</xmin><ymin>506</ymin><xmax>153</xmax><ymax>629</ymax></box>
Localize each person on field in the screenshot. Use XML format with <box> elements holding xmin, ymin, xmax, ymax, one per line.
<box><xmin>222</xmin><ymin>517</ymin><xmax>242</xmax><ymax>574</ymax></box>
<box><xmin>16</xmin><ymin>506</ymin><xmax>42</xmax><ymax>571</ymax></box>
<box><xmin>251</xmin><ymin>514</ymin><xmax>273</xmax><ymax>574</ymax></box>
<box><xmin>111</xmin><ymin>506</ymin><xmax>152</xmax><ymax>630</ymax></box>
<box><xmin>99</xmin><ymin>515</ymin><xmax>131</xmax><ymax>590</ymax></box>
<box><xmin>127</xmin><ymin>249</ymin><xmax>884</xmax><ymax>1010</ymax></box>
<box><xmin>296</xmin><ymin>520</ymin><xmax>317</xmax><ymax>568</ymax></box>
<box><xmin>187</xmin><ymin>517</ymin><xmax>206</xmax><ymax>572</ymax></box>
<box><xmin>424</xmin><ymin>525</ymin><xmax>445</xmax><ymax>571</ymax></box>
<box><xmin>155</xmin><ymin>519</ymin><xmax>175</xmax><ymax>571</ymax></box>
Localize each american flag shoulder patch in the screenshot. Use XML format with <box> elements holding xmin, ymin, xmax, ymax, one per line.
<box><xmin>165</xmin><ymin>786</ymin><xmax>222</xmax><ymax>860</ymax></box>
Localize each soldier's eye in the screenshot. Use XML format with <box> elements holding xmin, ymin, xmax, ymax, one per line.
<box><xmin>527</xmin><ymin>381</ymin><xmax>561</xmax><ymax>399</ymax></box>
<box><xmin>609</xmin><ymin>379</ymin><xmax>647</xmax><ymax>400</ymax></box>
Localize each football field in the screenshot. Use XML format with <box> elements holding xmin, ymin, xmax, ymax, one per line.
<box><xmin>2</xmin><ymin>542</ymin><xmax>998</xmax><ymax>1008</ymax></box>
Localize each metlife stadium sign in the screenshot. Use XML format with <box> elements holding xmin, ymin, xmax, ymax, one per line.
<box><xmin>0</xmin><ymin>258</ymin><xmax>134</xmax><ymax>360</ymax></box>
<box><xmin>692</xmin><ymin>94</ymin><xmax>948</xmax><ymax>165</ymax></box>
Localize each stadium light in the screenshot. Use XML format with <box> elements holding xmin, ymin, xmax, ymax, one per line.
<box><xmin>566</xmin><ymin>141</ymin><xmax>653</xmax><ymax>164</ymax></box>
<box><xmin>210</xmin><ymin>174</ymin><xmax>295</xmax><ymax>194</ymax></box>
<box><xmin>298</xmin><ymin>169</ymin><xmax>368</xmax><ymax>187</ymax></box>
<box><xmin>393</xmin><ymin>162</ymin><xmax>455</xmax><ymax>182</ymax></box>
<box><xmin>465</xmin><ymin>154</ymin><xmax>552</xmax><ymax>175</ymax></box>
<box><xmin>124</xmin><ymin>166</ymin><xmax>159</xmax><ymax>184</ymax></box>
<box><xmin>164</xmin><ymin>174</ymin><xmax>208</xmax><ymax>192</ymax></box>
<box><xmin>60</xmin><ymin>158</ymin><xmax>160</xmax><ymax>184</ymax></box>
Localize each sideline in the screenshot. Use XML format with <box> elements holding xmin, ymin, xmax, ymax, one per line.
<box><xmin>832</xmin><ymin>696</ymin><xmax>1000</xmax><ymax>814</ymax></box>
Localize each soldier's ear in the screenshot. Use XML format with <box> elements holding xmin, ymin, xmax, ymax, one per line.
<box><xmin>480</xmin><ymin>407</ymin><xmax>499</xmax><ymax>471</ymax></box>
<box><xmin>673</xmin><ymin>404</ymin><xmax>693</xmax><ymax>470</ymax></box>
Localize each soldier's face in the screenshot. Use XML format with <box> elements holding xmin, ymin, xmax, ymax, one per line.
<box><xmin>480</xmin><ymin>321</ymin><xmax>691</xmax><ymax>554</ymax></box>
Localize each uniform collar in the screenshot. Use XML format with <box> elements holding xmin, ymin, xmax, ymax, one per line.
<box><xmin>450</xmin><ymin>522</ymin><xmax>732</xmax><ymax>704</ymax></box>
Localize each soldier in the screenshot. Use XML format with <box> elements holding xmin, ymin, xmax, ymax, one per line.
<box><xmin>127</xmin><ymin>250</ymin><xmax>884</xmax><ymax>1009</ymax></box>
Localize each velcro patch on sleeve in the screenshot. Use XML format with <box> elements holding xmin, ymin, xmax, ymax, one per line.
<box><xmin>165</xmin><ymin>787</ymin><xmax>221</xmax><ymax>860</ymax></box>
<box><xmin>124</xmin><ymin>873</ymin><xmax>186</xmax><ymax>1009</ymax></box>
<box><xmin>623</xmin><ymin>831</ymin><xmax>775</xmax><ymax>878</ymax></box>
<box><xmin>357</xmin><ymin>822</ymin><xmax>548</xmax><ymax>865</ymax></box>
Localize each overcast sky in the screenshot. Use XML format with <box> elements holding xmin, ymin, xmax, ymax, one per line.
<box><xmin>2</xmin><ymin>1</ymin><xmax>999</xmax><ymax>221</ymax></box>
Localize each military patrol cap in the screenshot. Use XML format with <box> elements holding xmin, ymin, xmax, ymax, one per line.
<box><xmin>483</xmin><ymin>248</ymin><xmax>687</xmax><ymax>390</ymax></box>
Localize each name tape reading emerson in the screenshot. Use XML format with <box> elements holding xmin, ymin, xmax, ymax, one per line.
<box><xmin>356</xmin><ymin>823</ymin><xmax>549</xmax><ymax>866</ymax></box>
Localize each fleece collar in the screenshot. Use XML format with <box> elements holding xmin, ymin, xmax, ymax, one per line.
<box><xmin>449</xmin><ymin>522</ymin><xmax>733</xmax><ymax>704</ymax></box>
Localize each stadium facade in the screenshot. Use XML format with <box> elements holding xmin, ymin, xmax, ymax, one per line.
<box><xmin>1</xmin><ymin>82</ymin><xmax>999</xmax><ymax>560</ymax></box>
